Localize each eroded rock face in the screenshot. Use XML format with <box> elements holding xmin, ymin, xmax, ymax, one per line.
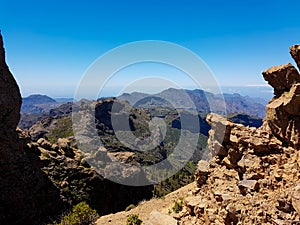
<box><xmin>290</xmin><ymin>45</ymin><xmax>300</xmax><ymax>70</ymax></box>
<box><xmin>178</xmin><ymin>44</ymin><xmax>300</xmax><ymax>224</ymax></box>
<box><xmin>0</xmin><ymin>32</ymin><xmax>21</xmax><ymax>135</ymax></box>
<box><xmin>0</xmin><ymin>32</ymin><xmax>62</xmax><ymax>225</ymax></box>
<box><xmin>263</xmin><ymin>45</ymin><xmax>300</xmax><ymax>148</ymax></box>
<box><xmin>262</xmin><ymin>63</ymin><xmax>300</xmax><ymax>97</ymax></box>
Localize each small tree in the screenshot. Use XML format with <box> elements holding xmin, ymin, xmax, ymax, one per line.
<box><xmin>126</xmin><ymin>214</ymin><xmax>143</xmax><ymax>225</ymax></box>
<box><xmin>53</xmin><ymin>202</ymin><xmax>99</xmax><ymax>225</ymax></box>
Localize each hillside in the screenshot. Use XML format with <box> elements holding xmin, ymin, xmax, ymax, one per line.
<box><xmin>96</xmin><ymin>44</ymin><xmax>300</xmax><ymax>224</ymax></box>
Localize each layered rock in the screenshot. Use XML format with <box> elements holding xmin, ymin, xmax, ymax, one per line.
<box><xmin>0</xmin><ymin>32</ymin><xmax>62</xmax><ymax>225</ymax></box>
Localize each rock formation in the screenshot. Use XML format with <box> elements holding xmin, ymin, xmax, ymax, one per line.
<box><xmin>180</xmin><ymin>44</ymin><xmax>300</xmax><ymax>224</ymax></box>
<box><xmin>25</xmin><ymin>136</ymin><xmax>153</xmax><ymax>216</ymax></box>
<box><xmin>263</xmin><ymin>48</ymin><xmax>300</xmax><ymax>148</ymax></box>
<box><xmin>97</xmin><ymin>44</ymin><xmax>300</xmax><ymax>225</ymax></box>
<box><xmin>0</xmin><ymin>32</ymin><xmax>62</xmax><ymax>225</ymax></box>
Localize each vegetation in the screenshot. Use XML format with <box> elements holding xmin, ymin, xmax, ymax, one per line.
<box><xmin>153</xmin><ymin>161</ymin><xmax>196</xmax><ymax>197</ymax></box>
<box><xmin>47</xmin><ymin>117</ymin><xmax>74</xmax><ymax>143</ymax></box>
<box><xmin>50</xmin><ymin>202</ymin><xmax>98</xmax><ymax>225</ymax></box>
<box><xmin>125</xmin><ymin>204</ymin><xmax>136</xmax><ymax>211</ymax></box>
<box><xmin>126</xmin><ymin>214</ymin><xmax>143</xmax><ymax>225</ymax></box>
<box><xmin>172</xmin><ymin>199</ymin><xmax>183</xmax><ymax>213</ymax></box>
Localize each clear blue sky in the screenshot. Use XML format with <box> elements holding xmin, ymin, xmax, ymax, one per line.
<box><xmin>1</xmin><ymin>0</ymin><xmax>300</xmax><ymax>98</ymax></box>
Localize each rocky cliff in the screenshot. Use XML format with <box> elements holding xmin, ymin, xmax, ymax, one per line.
<box><xmin>97</xmin><ymin>44</ymin><xmax>300</xmax><ymax>225</ymax></box>
<box><xmin>0</xmin><ymin>32</ymin><xmax>62</xmax><ymax>224</ymax></box>
<box><xmin>178</xmin><ymin>44</ymin><xmax>300</xmax><ymax>224</ymax></box>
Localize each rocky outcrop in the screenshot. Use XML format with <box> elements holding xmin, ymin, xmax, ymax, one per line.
<box><xmin>26</xmin><ymin>136</ymin><xmax>153</xmax><ymax>216</ymax></box>
<box><xmin>262</xmin><ymin>63</ymin><xmax>300</xmax><ymax>97</ymax></box>
<box><xmin>0</xmin><ymin>32</ymin><xmax>62</xmax><ymax>224</ymax></box>
<box><xmin>263</xmin><ymin>45</ymin><xmax>300</xmax><ymax>148</ymax></box>
<box><xmin>290</xmin><ymin>45</ymin><xmax>300</xmax><ymax>70</ymax></box>
<box><xmin>179</xmin><ymin>44</ymin><xmax>300</xmax><ymax>224</ymax></box>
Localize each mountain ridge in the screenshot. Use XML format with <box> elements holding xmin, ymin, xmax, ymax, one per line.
<box><xmin>118</xmin><ymin>88</ymin><xmax>266</xmax><ymax>118</ymax></box>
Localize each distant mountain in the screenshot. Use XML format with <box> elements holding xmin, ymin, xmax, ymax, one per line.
<box><xmin>118</xmin><ymin>88</ymin><xmax>266</xmax><ymax>118</ymax></box>
<box><xmin>19</xmin><ymin>102</ymin><xmax>75</xmax><ymax>130</ymax></box>
<box><xmin>19</xmin><ymin>95</ymin><xmax>73</xmax><ymax>129</ymax></box>
<box><xmin>23</xmin><ymin>94</ymin><xmax>56</xmax><ymax>104</ymax></box>
<box><xmin>21</xmin><ymin>94</ymin><xmax>74</xmax><ymax>115</ymax></box>
<box><xmin>21</xmin><ymin>94</ymin><xmax>58</xmax><ymax>114</ymax></box>
<box><xmin>54</xmin><ymin>97</ymin><xmax>74</xmax><ymax>103</ymax></box>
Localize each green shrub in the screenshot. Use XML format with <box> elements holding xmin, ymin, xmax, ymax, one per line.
<box><xmin>52</xmin><ymin>202</ymin><xmax>98</xmax><ymax>225</ymax></box>
<box><xmin>125</xmin><ymin>204</ymin><xmax>136</xmax><ymax>211</ymax></box>
<box><xmin>47</xmin><ymin>117</ymin><xmax>74</xmax><ymax>143</ymax></box>
<box><xmin>126</xmin><ymin>214</ymin><xmax>142</xmax><ymax>225</ymax></box>
<box><xmin>172</xmin><ymin>200</ymin><xmax>183</xmax><ymax>213</ymax></box>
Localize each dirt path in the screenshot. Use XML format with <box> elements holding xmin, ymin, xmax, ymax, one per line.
<box><xmin>96</xmin><ymin>182</ymin><xmax>196</xmax><ymax>225</ymax></box>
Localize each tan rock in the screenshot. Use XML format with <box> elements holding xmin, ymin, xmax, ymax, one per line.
<box><xmin>266</xmin><ymin>84</ymin><xmax>300</xmax><ymax>147</ymax></box>
<box><xmin>238</xmin><ymin>180</ymin><xmax>259</xmax><ymax>195</ymax></box>
<box><xmin>262</xmin><ymin>63</ymin><xmax>300</xmax><ymax>97</ymax></box>
<box><xmin>144</xmin><ymin>210</ymin><xmax>177</xmax><ymax>225</ymax></box>
<box><xmin>292</xmin><ymin>185</ymin><xmax>300</xmax><ymax>216</ymax></box>
<box><xmin>290</xmin><ymin>44</ymin><xmax>300</xmax><ymax>70</ymax></box>
<box><xmin>195</xmin><ymin>160</ymin><xmax>210</xmax><ymax>187</ymax></box>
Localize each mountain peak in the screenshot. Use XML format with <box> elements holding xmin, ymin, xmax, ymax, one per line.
<box><xmin>0</xmin><ymin>30</ymin><xmax>5</xmax><ymax>65</ymax></box>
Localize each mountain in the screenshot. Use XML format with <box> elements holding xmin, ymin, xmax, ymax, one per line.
<box><xmin>96</xmin><ymin>44</ymin><xmax>300</xmax><ymax>225</ymax></box>
<box><xmin>19</xmin><ymin>95</ymin><xmax>74</xmax><ymax>129</ymax></box>
<box><xmin>0</xmin><ymin>32</ymin><xmax>62</xmax><ymax>225</ymax></box>
<box><xmin>23</xmin><ymin>94</ymin><xmax>56</xmax><ymax>104</ymax></box>
<box><xmin>21</xmin><ymin>94</ymin><xmax>73</xmax><ymax>115</ymax></box>
<box><xmin>21</xmin><ymin>94</ymin><xmax>58</xmax><ymax>114</ymax></box>
<box><xmin>118</xmin><ymin>88</ymin><xmax>266</xmax><ymax>118</ymax></box>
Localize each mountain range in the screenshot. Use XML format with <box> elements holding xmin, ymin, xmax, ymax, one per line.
<box><xmin>118</xmin><ymin>88</ymin><xmax>266</xmax><ymax>118</ymax></box>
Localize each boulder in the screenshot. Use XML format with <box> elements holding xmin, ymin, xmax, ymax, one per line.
<box><xmin>194</xmin><ymin>160</ymin><xmax>210</xmax><ymax>187</ymax></box>
<box><xmin>262</xmin><ymin>63</ymin><xmax>300</xmax><ymax>97</ymax></box>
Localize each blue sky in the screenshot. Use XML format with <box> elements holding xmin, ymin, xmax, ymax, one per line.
<box><xmin>1</xmin><ymin>0</ymin><xmax>300</xmax><ymax>98</ymax></box>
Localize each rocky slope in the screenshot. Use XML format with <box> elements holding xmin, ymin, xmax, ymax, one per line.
<box><xmin>0</xmin><ymin>32</ymin><xmax>63</xmax><ymax>225</ymax></box>
<box><xmin>24</xmin><ymin>136</ymin><xmax>153</xmax><ymax>216</ymax></box>
<box><xmin>97</xmin><ymin>44</ymin><xmax>300</xmax><ymax>225</ymax></box>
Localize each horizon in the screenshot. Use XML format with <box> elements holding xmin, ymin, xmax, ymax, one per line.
<box><xmin>22</xmin><ymin>85</ymin><xmax>273</xmax><ymax>102</ymax></box>
<box><xmin>1</xmin><ymin>0</ymin><xmax>299</xmax><ymax>98</ymax></box>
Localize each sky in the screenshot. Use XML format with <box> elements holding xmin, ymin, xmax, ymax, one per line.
<box><xmin>1</xmin><ymin>0</ymin><xmax>300</xmax><ymax>99</ymax></box>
